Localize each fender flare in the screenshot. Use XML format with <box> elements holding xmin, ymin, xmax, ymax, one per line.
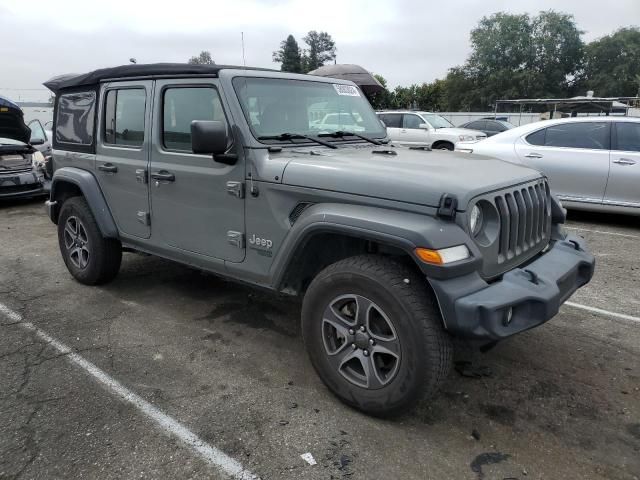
<box><xmin>49</xmin><ymin>167</ymin><xmax>119</xmax><ymax>238</ymax></box>
<box><xmin>270</xmin><ymin>203</ymin><xmax>481</xmax><ymax>288</ymax></box>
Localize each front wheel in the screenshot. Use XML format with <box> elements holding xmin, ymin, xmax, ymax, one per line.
<box><xmin>57</xmin><ymin>196</ymin><xmax>122</xmax><ymax>285</ymax></box>
<box><xmin>301</xmin><ymin>255</ymin><xmax>452</xmax><ymax>416</ymax></box>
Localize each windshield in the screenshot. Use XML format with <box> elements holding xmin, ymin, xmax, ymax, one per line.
<box><xmin>233</xmin><ymin>77</ymin><xmax>386</xmax><ymax>142</ymax></box>
<box><xmin>419</xmin><ymin>113</ymin><xmax>454</xmax><ymax>129</ymax></box>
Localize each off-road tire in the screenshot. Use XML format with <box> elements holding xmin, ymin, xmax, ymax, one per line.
<box><xmin>302</xmin><ymin>254</ymin><xmax>452</xmax><ymax>416</ymax></box>
<box><xmin>57</xmin><ymin>196</ymin><xmax>122</xmax><ymax>285</ymax></box>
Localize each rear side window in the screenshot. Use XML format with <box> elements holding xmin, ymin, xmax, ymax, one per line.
<box><xmin>103</xmin><ymin>89</ymin><xmax>146</xmax><ymax>147</ymax></box>
<box><xmin>56</xmin><ymin>91</ymin><xmax>96</xmax><ymax>145</ymax></box>
<box><xmin>378</xmin><ymin>113</ymin><xmax>402</xmax><ymax>128</ymax></box>
<box><xmin>163</xmin><ymin>87</ymin><xmax>227</xmax><ymax>151</ymax></box>
<box><xmin>614</xmin><ymin>122</ymin><xmax>640</xmax><ymax>152</ymax></box>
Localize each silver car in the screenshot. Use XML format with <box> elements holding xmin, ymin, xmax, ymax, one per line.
<box><xmin>456</xmin><ymin>117</ymin><xmax>640</xmax><ymax>215</ymax></box>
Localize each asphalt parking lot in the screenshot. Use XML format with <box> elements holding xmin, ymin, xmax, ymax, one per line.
<box><xmin>0</xmin><ymin>199</ymin><xmax>638</xmax><ymax>480</ymax></box>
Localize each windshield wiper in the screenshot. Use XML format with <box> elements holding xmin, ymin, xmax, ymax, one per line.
<box><xmin>317</xmin><ymin>130</ymin><xmax>383</xmax><ymax>145</ymax></box>
<box><xmin>258</xmin><ymin>133</ymin><xmax>337</xmax><ymax>149</ymax></box>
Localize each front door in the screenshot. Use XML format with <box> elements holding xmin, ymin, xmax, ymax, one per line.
<box><xmin>514</xmin><ymin>121</ymin><xmax>611</xmax><ymax>204</ymax></box>
<box><xmin>96</xmin><ymin>81</ymin><xmax>152</xmax><ymax>238</ymax></box>
<box><xmin>400</xmin><ymin>113</ymin><xmax>431</xmax><ymax>145</ymax></box>
<box><xmin>604</xmin><ymin>121</ymin><xmax>640</xmax><ymax>208</ymax></box>
<box><xmin>149</xmin><ymin>79</ymin><xmax>245</xmax><ymax>262</ymax></box>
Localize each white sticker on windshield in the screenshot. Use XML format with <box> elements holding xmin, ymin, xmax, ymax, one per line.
<box><xmin>333</xmin><ymin>84</ymin><xmax>361</xmax><ymax>97</ymax></box>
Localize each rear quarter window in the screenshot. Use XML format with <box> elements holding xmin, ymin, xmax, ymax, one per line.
<box><xmin>55</xmin><ymin>91</ymin><xmax>96</xmax><ymax>146</ymax></box>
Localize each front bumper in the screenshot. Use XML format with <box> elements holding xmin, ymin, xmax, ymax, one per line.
<box><xmin>0</xmin><ymin>170</ymin><xmax>48</xmax><ymax>199</ymax></box>
<box><xmin>429</xmin><ymin>234</ymin><xmax>595</xmax><ymax>342</ymax></box>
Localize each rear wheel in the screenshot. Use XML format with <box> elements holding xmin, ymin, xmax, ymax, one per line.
<box><xmin>57</xmin><ymin>196</ymin><xmax>122</xmax><ymax>285</ymax></box>
<box><xmin>302</xmin><ymin>255</ymin><xmax>452</xmax><ymax>416</ymax></box>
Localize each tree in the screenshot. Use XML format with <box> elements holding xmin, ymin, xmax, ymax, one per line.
<box><xmin>580</xmin><ymin>27</ymin><xmax>640</xmax><ymax>96</ymax></box>
<box><xmin>302</xmin><ymin>31</ymin><xmax>336</xmax><ymax>72</ymax></box>
<box><xmin>530</xmin><ymin>11</ymin><xmax>584</xmax><ymax>97</ymax></box>
<box><xmin>368</xmin><ymin>74</ymin><xmax>392</xmax><ymax>109</ymax></box>
<box><xmin>460</xmin><ymin>10</ymin><xmax>584</xmax><ymax>108</ymax></box>
<box><xmin>188</xmin><ymin>51</ymin><xmax>215</xmax><ymax>65</ymax></box>
<box><xmin>272</xmin><ymin>35</ymin><xmax>303</xmax><ymax>73</ymax></box>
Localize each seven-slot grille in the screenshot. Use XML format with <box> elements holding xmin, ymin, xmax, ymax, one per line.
<box><xmin>494</xmin><ymin>179</ymin><xmax>550</xmax><ymax>263</ymax></box>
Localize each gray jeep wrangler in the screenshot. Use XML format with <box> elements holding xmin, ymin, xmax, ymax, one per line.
<box><xmin>44</xmin><ymin>64</ymin><xmax>595</xmax><ymax>416</ymax></box>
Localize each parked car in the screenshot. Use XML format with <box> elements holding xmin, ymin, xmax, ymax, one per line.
<box><xmin>44</xmin><ymin>64</ymin><xmax>594</xmax><ymax>416</ymax></box>
<box><xmin>456</xmin><ymin>117</ymin><xmax>640</xmax><ymax>215</ymax></box>
<box><xmin>377</xmin><ymin>111</ymin><xmax>486</xmax><ymax>150</ymax></box>
<box><xmin>0</xmin><ymin>95</ymin><xmax>49</xmax><ymax>199</ymax></box>
<box><xmin>27</xmin><ymin>118</ymin><xmax>54</xmax><ymax>178</ymax></box>
<box><xmin>311</xmin><ymin>112</ymin><xmax>365</xmax><ymax>132</ymax></box>
<box><xmin>458</xmin><ymin>118</ymin><xmax>515</xmax><ymax>137</ymax></box>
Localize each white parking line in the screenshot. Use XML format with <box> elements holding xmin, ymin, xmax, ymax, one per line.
<box><xmin>565</xmin><ymin>226</ymin><xmax>640</xmax><ymax>239</ymax></box>
<box><xmin>0</xmin><ymin>303</ymin><xmax>258</xmax><ymax>480</ymax></box>
<box><xmin>565</xmin><ymin>301</ymin><xmax>640</xmax><ymax>324</ymax></box>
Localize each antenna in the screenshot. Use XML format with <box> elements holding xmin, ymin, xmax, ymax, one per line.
<box><xmin>241</xmin><ymin>32</ymin><xmax>246</xmax><ymax>66</ymax></box>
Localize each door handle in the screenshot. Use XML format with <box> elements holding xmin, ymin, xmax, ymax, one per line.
<box><xmin>98</xmin><ymin>163</ymin><xmax>118</xmax><ymax>173</ymax></box>
<box><xmin>613</xmin><ymin>158</ymin><xmax>636</xmax><ymax>165</ymax></box>
<box><xmin>524</xmin><ymin>153</ymin><xmax>543</xmax><ymax>159</ymax></box>
<box><xmin>150</xmin><ymin>171</ymin><xmax>175</xmax><ymax>182</ymax></box>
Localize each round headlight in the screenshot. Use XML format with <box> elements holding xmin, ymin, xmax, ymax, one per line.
<box><xmin>32</xmin><ymin>151</ymin><xmax>45</xmax><ymax>167</ymax></box>
<box><xmin>469</xmin><ymin>204</ymin><xmax>483</xmax><ymax>236</ymax></box>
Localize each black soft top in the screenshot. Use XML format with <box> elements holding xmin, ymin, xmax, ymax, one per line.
<box><xmin>44</xmin><ymin>63</ymin><xmax>273</xmax><ymax>93</ymax></box>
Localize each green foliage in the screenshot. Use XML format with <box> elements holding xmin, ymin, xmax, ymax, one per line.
<box><xmin>273</xmin><ymin>31</ymin><xmax>337</xmax><ymax>73</ymax></box>
<box><xmin>273</xmin><ymin>35</ymin><xmax>303</xmax><ymax>73</ymax></box>
<box><xmin>188</xmin><ymin>51</ymin><xmax>215</xmax><ymax>65</ymax></box>
<box><xmin>302</xmin><ymin>31</ymin><xmax>337</xmax><ymax>72</ymax></box>
<box><xmin>580</xmin><ymin>27</ymin><xmax>640</xmax><ymax>97</ymax></box>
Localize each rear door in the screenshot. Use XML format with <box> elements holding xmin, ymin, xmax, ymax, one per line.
<box><xmin>400</xmin><ymin>113</ymin><xmax>431</xmax><ymax>145</ymax></box>
<box><xmin>604</xmin><ymin>121</ymin><xmax>640</xmax><ymax>208</ymax></box>
<box><xmin>96</xmin><ymin>81</ymin><xmax>152</xmax><ymax>238</ymax></box>
<box><xmin>377</xmin><ymin>113</ymin><xmax>402</xmax><ymax>141</ymax></box>
<box><xmin>514</xmin><ymin>121</ymin><xmax>611</xmax><ymax>204</ymax></box>
<box><xmin>149</xmin><ymin>78</ymin><xmax>245</xmax><ymax>262</ymax></box>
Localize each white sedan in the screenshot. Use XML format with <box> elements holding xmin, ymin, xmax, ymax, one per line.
<box><xmin>455</xmin><ymin>117</ymin><xmax>640</xmax><ymax>216</ymax></box>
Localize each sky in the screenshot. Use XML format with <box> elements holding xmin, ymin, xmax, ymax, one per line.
<box><xmin>1</xmin><ymin>0</ymin><xmax>638</xmax><ymax>101</ymax></box>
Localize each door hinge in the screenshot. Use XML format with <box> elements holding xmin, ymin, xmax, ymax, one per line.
<box><xmin>227</xmin><ymin>231</ymin><xmax>245</xmax><ymax>249</ymax></box>
<box><xmin>226</xmin><ymin>181</ymin><xmax>245</xmax><ymax>199</ymax></box>
<box><xmin>137</xmin><ymin>211</ymin><xmax>150</xmax><ymax>226</ymax></box>
<box><xmin>135</xmin><ymin>169</ymin><xmax>148</xmax><ymax>184</ymax></box>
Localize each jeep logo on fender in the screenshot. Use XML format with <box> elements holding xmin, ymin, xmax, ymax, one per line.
<box><xmin>248</xmin><ymin>234</ymin><xmax>273</xmax><ymax>256</ymax></box>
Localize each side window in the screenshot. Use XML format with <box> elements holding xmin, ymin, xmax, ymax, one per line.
<box><xmin>469</xmin><ymin>120</ymin><xmax>487</xmax><ymax>130</ymax></box>
<box><xmin>103</xmin><ymin>89</ymin><xmax>146</xmax><ymax>147</ymax></box>
<box><xmin>614</xmin><ymin>122</ymin><xmax>640</xmax><ymax>152</ymax></box>
<box><xmin>402</xmin><ymin>114</ymin><xmax>424</xmax><ymax>129</ymax></box>
<box><xmin>28</xmin><ymin>120</ymin><xmax>46</xmax><ymax>142</ymax></box>
<box><xmin>56</xmin><ymin>91</ymin><xmax>96</xmax><ymax>145</ymax></box>
<box><xmin>163</xmin><ymin>87</ymin><xmax>227</xmax><ymax>151</ymax></box>
<box><xmin>526</xmin><ymin>128</ymin><xmax>546</xmax><ymax>146</ymax></box>
<box><xmin>544</xmin><ymin>122</ymin><xmax>609</xmax><ymax>150</ymax></box>
<box><xmin>487</xmin><ymin>121</ymin><xmax>503</xmax><ymax>132</ymax></box>
<box><xmin>378</xmin><ymin>114</ymin><xmax>402</xmax><ymax>128</ymax></box>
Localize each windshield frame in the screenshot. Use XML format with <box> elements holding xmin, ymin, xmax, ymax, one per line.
<box><xmin>231</xmin><ymin>75</ymin><xmax>387</xmax><ymax>146</ymax></box>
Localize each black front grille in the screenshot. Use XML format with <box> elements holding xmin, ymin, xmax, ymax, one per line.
<box><xmin>494</xmin><ymin>179</ymin><xmax>550</xmax><ymax>263</ymax></box>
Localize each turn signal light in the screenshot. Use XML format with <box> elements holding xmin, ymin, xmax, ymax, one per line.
<box><xmin>415</xmin><ymin>245</ymin><xmax>470</xmax><ymax>265</ymax></box>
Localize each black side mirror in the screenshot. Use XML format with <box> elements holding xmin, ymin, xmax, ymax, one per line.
<box><xmin>30</xmin><ymin>138</ymin><xmax>45</xmax><ymax>146</ymax></box>
<box><xmin>191</xmin><ymin>120</ymin><xmax>237</xmax><ymax>165</ymax></box>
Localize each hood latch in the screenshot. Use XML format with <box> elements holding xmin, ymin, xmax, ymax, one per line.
<box><xmin>437</xmin><ymin>194</ymin><xmax>458</xmax><ymax>219</ymax></box>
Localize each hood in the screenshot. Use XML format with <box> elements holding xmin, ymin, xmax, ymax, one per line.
<box><xmin>439</xmin><ymin>127</ymin><xmax>485</xmax><ymax>138</ymax></box>
<box><xmin>281</xmin><ymin>146</ymin><xmax>542</xmax><ymax>209</ymax></box>
<box><xmin>0</xmin><ymin>95</ymin><xmax>31</xmax><ymax>144</ymax></box>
